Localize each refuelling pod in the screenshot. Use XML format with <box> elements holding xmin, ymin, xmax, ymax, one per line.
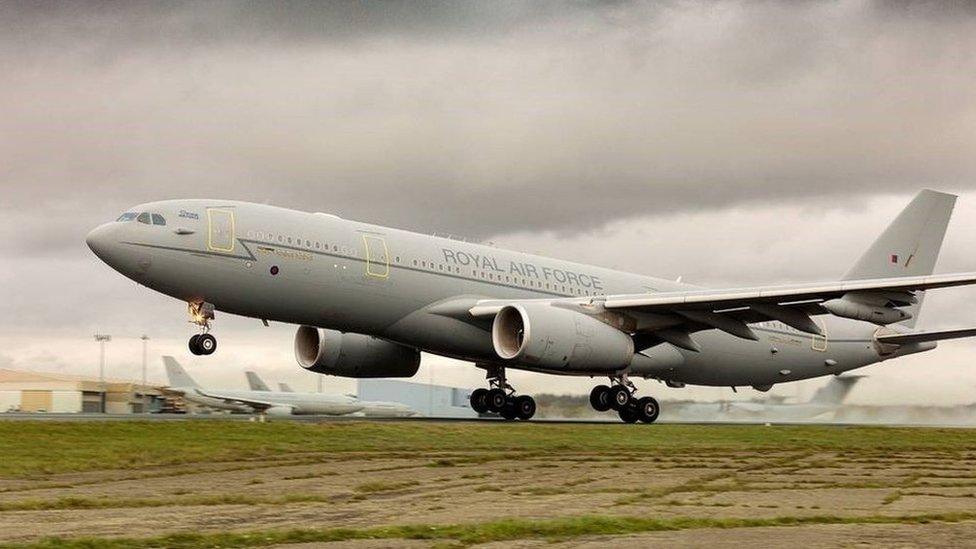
<box><xmin>295</xmin><ymin>326</ymin><xmax>420</xmax><ymax>378</ymax></box>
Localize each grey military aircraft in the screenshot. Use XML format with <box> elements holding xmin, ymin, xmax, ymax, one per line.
<box><xmin>673</xmin><ymin>375</ymin><xmax>863</xmax><ymax>421</ymax></box>
<box><xmin>88</xmin><ymin>190</ymin><xmax>976</xmax><ymax>423</ymax></box>
<box><xmin>163</xmin><ymin>357</ymin><xmax>363</xmax><ymax>416</ymax></box>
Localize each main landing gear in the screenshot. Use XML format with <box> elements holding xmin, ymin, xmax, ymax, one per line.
<box><xmin>187</xmin><ymin>301</ymin><xmax>217</xmax><ymax>356</ymax></box>
<box><xmin>589</xmin><ymin>375</ymin><xmax>659</xmax><ymax>424</ymax></box>
<box><xmin>469</xmin><ymin>366</ymin><xmax>536</xmax><ymax>421</ymax></box>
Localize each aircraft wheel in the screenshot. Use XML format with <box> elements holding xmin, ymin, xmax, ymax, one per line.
<box><xmin>500</xmin><ymin>398</ymin><xmax>519</xmax><ymax>421</ymax></box>
<box><xmin>636</xmin><ymin>396</ymin><xmax>660</xmax><ymax>424</ymax></box>
<box><xmin>618</xmin><ymin>405</ymin><xmax>640</xmax><ymax>424</ymax></box>
<box><xmin>589</xmin><ymin>385</ymin><xmax>612</xmax><ymax>412</ymax></box>
<box><xmin>515</xmin><ymin>395</ymin><xmax>536</xmax><ymax>420</ymax></box>
<box><xmin>470</xmin><ymin>388</ymin><xmax>489</xmax><ymax>414</ymax></box>
<box><xmin>197</xmin><ymin>334</ymin><xmax>217</xmax><ymax>355</ymax></box>
<box><xmin>608</xmin><ymin>385</ymin><xmax>631</xmax><ymax>410</ymax></box>
<box><xmin>486</xmin><ymin>388</ymin><xmax>507</xmax><ymax>413</ymax></box>
<box><xmin>188</xmin><ymin>334</ymin><xmax>202</xmax><ymax>355</ymax></box>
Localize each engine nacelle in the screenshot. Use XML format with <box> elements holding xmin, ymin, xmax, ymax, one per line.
<box><xmin>491</xmin><ymin>303</ymin><xmax>634</xmax><ymax>372</ymax></box>
<box><xmin>265</xmin><ymin>406</ymin><xmax>294</xmax><ymax>417</ymax></box>
<box><xmin>821</xmin><ymin>298</ymin><xmax>911</xmax><ymax>325</ymax></box>
<box><xmin>294</xmin><ymin>326</ymin><xmax>420</xmax><ymax>378</ymax></box>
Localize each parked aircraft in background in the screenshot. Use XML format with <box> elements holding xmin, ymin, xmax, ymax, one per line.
<box><xmin>89</xmin><ymin>190</ymin><xmax>976</xmax><ymax>423</ymax></box>
<box><xmin>163</xmin><ymin>357</ymin><xmax>363</xmax><ymax>416</ymax></box>
<box><xmin>244</xmin><ymin>370</ymin><xmax>417</xmax><ymax>417</ymax></box>
<box><xmin>674</xmin><ymin>376</ymin><xmax>864</xmax><ymax>421</ymax></box>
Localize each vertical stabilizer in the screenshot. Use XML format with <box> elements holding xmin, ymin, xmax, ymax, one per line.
<box><xmin>278</xmin><ymin>382</ymin><xmax>294</xmax><ymax>392</ymax></box>
<box><xmin>245</xmin><ymin>371</ymin><xmax>271</xmax><ymax>391</ymax></box>
<box><xmin>808</xmin><ymin>376</ymin><xmax>862</xmax><ymax>406</ymax></box>
<box><xmin>843</xmin><ymin>190</ymin><xmax>956</xmax><ymax>327</ymax></box>
<box><xmin>162</xmin><ymin>356</ymin><xmax>200</xmax><ymax>389</ymax></box>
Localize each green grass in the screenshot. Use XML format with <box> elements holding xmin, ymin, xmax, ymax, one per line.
<box><xmin>7</xmin><ymin>511</ymin><xmax>976</xmax><ymax>548</ymax></box>
<box><xmin>2</xmin><ymin>421</ymin><xmax>976</xmax><ymax>479</ymax></box>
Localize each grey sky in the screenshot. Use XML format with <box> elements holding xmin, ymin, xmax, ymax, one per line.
<box><xmin>2</xmin><ymin>1</ymin><xmax>975</xmax><ymax>404</ymax></box>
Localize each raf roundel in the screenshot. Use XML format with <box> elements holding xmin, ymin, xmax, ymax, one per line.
<box><xmin>270</xmin><ymin>265</ymin><xmax>280</xmax><ymax>276</ymax></box>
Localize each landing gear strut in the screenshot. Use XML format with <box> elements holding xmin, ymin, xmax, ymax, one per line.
<box><xmin>589</xmin><ymin>375</ymin><xmax>659</xmax><ymax>424</ymax></box>
<box><xmin>470</xmin><ymin>365</ymin><xmax>536</xmax><ymax>421</ymax></box>
<box><xmin>187</xmin><ymin>301</ymin><xmax>217</xmax><ymax>356</ymax></box>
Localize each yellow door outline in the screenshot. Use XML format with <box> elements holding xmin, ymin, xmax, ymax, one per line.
<box><xmin>811</xmin><ymin>317</ymin><xmax>828</xmax><ymax>352</ymax></box>
<box><xmin>207</xmin><ymin>209</ymin><xmax>236</xmax><ymax>253</ymax></box>
<box><xmin>362</xmin><ymin>234</ymin><xmax>390</xmax><ymax>278</ymax></box>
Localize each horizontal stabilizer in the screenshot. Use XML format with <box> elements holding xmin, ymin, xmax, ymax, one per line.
<box><xmin>876</xmin><ymin>327</ymin><xmax>976</xmax><ymax>345</ymax></box>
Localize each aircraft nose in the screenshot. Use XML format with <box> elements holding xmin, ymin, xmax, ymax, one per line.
<box><xmin>86</xmin><ymin>223</ymin><xmax>116</xmax><ymax>261</ymax></box>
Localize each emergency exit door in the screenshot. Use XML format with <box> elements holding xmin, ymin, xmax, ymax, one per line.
<box><xmin>362</xmin><ymin>234</ymin><xmax>390</xmax><ymax>278</ymax></box>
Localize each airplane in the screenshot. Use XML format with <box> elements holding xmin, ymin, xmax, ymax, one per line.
<box><xmin>87</xmin><ymin>190</ymin><xmax>976</xmax><ymax>423</ymax></box>
<box><xmin>245</xmin><ymin>369</ymin><xmax>417</xmax><ymax>417</ymax></box>
<box><xmin>163</xmin><ymin>357</ymin><xmax>364</xmax><ymax>416</ymax></box>
<box><xmin>673</xmin><ymin>375</ymin><xmax>863</xmax><ymax>421</ymax></box>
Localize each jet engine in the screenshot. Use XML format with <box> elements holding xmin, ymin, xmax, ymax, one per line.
<box><xmin>294</xmin><ymin>326</ymin><xmax>421</xmax><ymax>378</ymax></box>
<box><xmin>491</xmin><ymin>303</ymin><xmax>634</xmax><ymax>372</ymax></box>
<box><xmin>265</xmin><ymin>406</ymin><xmax>294</xmax><ymax>417</ymax></box>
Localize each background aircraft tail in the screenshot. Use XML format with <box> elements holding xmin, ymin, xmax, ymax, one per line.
<box><xmin>842</xmin><ymin>189</ymin><xmax>956</xmax><ymax>327</ymax></box>
<box><xmin>808</xmin><ymin>376</ymin><xmax>863</xmax><ymax>406</ymax></box>
<box><xmin>162</xmin><ymin>356</ymin><xmax>200</xmax><ymax>389</ymax></box>
<box><xmin>245</xmin><ymin>371</ymin><xmax>271</xmax><ymax>391</ymax></box>
<box><xmin>278</xmin><ymin>382</ymin><xmax>294</xmax><ymax>392</ymax></box>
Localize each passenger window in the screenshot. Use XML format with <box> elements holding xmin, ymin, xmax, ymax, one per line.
<box><xmin>151</xmin><ymin>214</ymin><xmax>166</xmax><ymax>226</ymax></box>
<box><xmin>116</xmin><ymin>212</ymin><xmax>137</xmax><ymax>222</ymax></box>
<box><xmin>137</xmin><ymin>212</ymin><xmax>151</xmax><ymax>224</ymax></box>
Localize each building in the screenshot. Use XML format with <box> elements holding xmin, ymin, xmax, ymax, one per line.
<box><xmin>0</xmin><ymin>369</ymin><xmax>164</xmax><ymax>413</ymax></box>
<box><xmin>357</xmin><ymin>379</ymin><xmax>477</xmax><ymax>418</ymax></box>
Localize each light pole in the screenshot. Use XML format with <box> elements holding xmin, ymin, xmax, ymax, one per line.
<box><xmin>140</xmin><ymin>335</ymin><xmax>149</xmax><ymax>387</ymax></box>
<box><xmin>94</xmin><ymin>334</ymin><xmax>111</xmax><ymax>413</ymax></box>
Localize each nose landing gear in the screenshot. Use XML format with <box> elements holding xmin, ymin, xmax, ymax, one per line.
<box><xmin>470</xmin><ymin>365</ymin><xmax>536</xmax><ymax>421</ymax></box>
<box><xmin>187</xmin><ymin>301</ymin><xmax>217</xmax><ymax>356</ymax></box>
<box><xmin>589</xmin><ymin>375</ymin><xmax>659</xmax><ymax>424</ymax></box>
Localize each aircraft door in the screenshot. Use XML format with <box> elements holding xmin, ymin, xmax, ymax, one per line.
<box><xmin>207</xmin><ymin>208</ymin><xmax>236</xmax><ymax>253</ymax></box>
<box><xmin>362</xmin><ymin>234</ymin><xmax>390</xmax><ymax>278</ymax></box>
<box><xmin>811</xmin><ymin>318</ymin><xmax>828</xmax><ymax>351</ymax></box>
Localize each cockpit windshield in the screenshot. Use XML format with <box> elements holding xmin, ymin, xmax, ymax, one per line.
<box><xmin>117</xmin><ymin>211</ymin><xmax>167</xmax><ymax>225</ymax></box>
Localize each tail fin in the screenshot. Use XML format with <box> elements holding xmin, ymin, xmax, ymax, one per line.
<box><xmin>162</xmin><ymin>356</ymin><xmax>200</xmax><ymax>389</ymax></box>
<box><xmin>245</xmin><ymin>371</ymin><xmax>271</xmax><ymax>391</ymax></box>
<box><xmin>808</xmin><ymin>375</ymin><xmax>863</xmax><ymax>405</ymax></box>
<box><xmin>843</xmin><ymin>189</ymin><xmax>957</xmax><ymax>327</ymax></box>
<box><xmin>278</xmin><ymin>382</ymin><xmax>294</xmax><ymax>392</ymax></box>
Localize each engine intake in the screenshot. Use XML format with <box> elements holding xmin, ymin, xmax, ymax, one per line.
<box><xmin>491</xmin><ymin>303</ymin><xmax>634</xmax><ymax>372</ymax></box>
<box><xmin>294</xmin><ymin>326</ymin><xmax>420</xmax><ymax>378</ymax></box>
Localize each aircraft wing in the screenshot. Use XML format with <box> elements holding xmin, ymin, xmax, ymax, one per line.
<box><xmin>875</xmin><ymin>327</ymin><xmax>976</xmax><ymax>345</ymax></box>
<box><xmin>468</xmin><ymin>271</ymin><xmax>976</xmax><ymax>352</ymax></box>
<box><xmin>192</xmin><ymin>389</ymin><xmax>287</xmax><ymax>413</ymax></box>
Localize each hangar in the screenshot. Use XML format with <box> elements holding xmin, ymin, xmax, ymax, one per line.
<box><xmin>0</xmin><ymin>369</ymin><xmax>163</xmax><ymax>413</ymax></box>
<box><xmin>357</xmin><ymin>379</ymin><xmax>477</xmax><ymax>418</ymax></box>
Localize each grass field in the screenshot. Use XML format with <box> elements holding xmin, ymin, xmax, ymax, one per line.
<box><xmin>1</xmin><ymin>420</ymin><xmax>976</xmax><ymax>547</ymax></box>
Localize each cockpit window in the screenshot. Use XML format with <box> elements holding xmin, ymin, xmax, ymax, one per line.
<box><xmin>151</xmin><ymin>213</ymin><xmax>166</xmax><ymax>226</ymax></box>
<box><xmin>116</xmin><ymin>212</ymin><xmax>137</xmax><ymax>222</ymax></box>
<box><xmin>137</xmin><ymin>212</ymin><xmax>151</xmax><ymax>224</ymax></box>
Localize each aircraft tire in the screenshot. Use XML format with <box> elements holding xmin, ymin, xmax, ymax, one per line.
<box><xmin>589</xmin><ymin>385</ymin><xmax>612</xmax><ymax>412</ymax></box>
<box><xmin>618</xmin><ymin>405</ymin><xmax>640</xmax><ymax>424</ymax></box>
<box><xmin>636</xmin><ymin>397</ymin><xmax>660</xmax><ymax>424</ymax></box>
<box><xmin>515</xmin><ymin>395</ymin><xmax>536</xmax><ymax>420</ymax></box>
<box><xmin>500</xmin><ymin>399</ymin><xmax>519</xmax><ymax>421</ymax></box>
<box><xmin>486</xmin><ymin>388</ymin><xmax>507</xmax><ymax>413</ymax></box>
<box><xmin>188</xmin><ymin>335</ymin><xmax>202</xmax><ymax>355</ymax></box>
<box><xmin>608</xmin><ymin>385</ymin><xmax>631</xmax><ymax>410</ymax></box>
<box><xmin>470</xmin><ymin>388</ymin><xmax>489</xmax><ymax>414</ymax></box>
<box><xmin>197</xmin><ymin>334</ymin><xmax>217</xmax><ymax>355</ymax></box>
